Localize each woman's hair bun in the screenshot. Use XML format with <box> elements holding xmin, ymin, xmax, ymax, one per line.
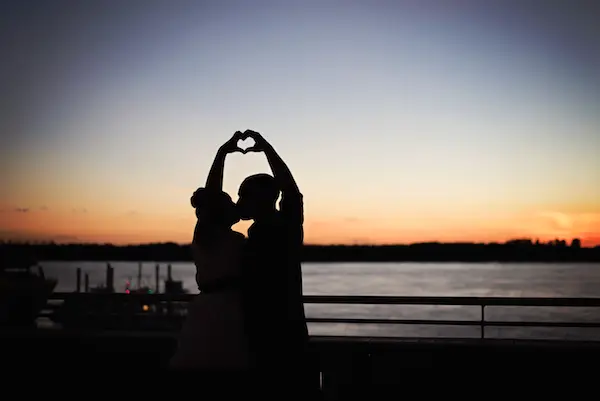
<box><xmin>190</xmin><ymin>187</ymin><xmax>240</xmax><ymax>227</ymax></box>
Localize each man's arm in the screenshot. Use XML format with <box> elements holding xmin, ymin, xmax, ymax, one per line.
<box><xmin>244</xmin><ymin>130</ymin><xmax>300</xmax><ymax>195</ymax></box>
<box><xmin>244</xmin><ymin>130</ymin><xmax>303</xmax><ymax>225</ymax></box>
<box><xmin>205</xmin><ymin>131</ymin><xmax>244</xmax><ymax>191</ymax></box>
<box><xmin>265</xmin><ymin>142</ymin><xmax>304</xmax><ymax>226</ymax></box>
<box><xmin>263</xmin><ymin>143</ymin><xmax>300</xmax><ymax>196</ymax></box>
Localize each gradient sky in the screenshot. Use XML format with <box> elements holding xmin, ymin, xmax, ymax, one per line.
<box><xmin>1</xmin><ymin>0</ymin><xmax>599</xmax><ymax>245</ymax></box>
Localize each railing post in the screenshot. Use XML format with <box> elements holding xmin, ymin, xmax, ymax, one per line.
<box><xmin>480</xmin><ymin>305</ymin><xmax>485</xmax><ymax>339</ymax></box>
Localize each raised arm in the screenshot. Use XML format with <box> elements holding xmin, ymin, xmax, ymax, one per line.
<box><xmin>205</xmin><ymin>131</ymin><xmax>244</xmax><ymax>191</ymax></box>
<box><xmin>244</xmin><ymin>130</ymin><xmax>303</xmax><ymax>228</ymax></box>
<box><xmin>243</xmin><ymin>130</ymin><xmax>300</xmax><ymax>195</ymax></box>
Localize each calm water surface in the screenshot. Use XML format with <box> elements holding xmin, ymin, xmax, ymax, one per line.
<box><xmin>40</xmin><ymin>261</ymin><xmax>600</xmax><ymax>340</ymax></box>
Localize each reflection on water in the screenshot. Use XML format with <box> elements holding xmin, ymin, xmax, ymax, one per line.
<box><xmin>40</xmin><ymin>261</ymin><xmax>600</xmax><ymax>340</ymax></box>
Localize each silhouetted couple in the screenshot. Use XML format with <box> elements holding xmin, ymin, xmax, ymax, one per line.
<box><xmin>170</xmin><ymin>130</ymin><xmax>318</xmax><ymax>395</ymax></box>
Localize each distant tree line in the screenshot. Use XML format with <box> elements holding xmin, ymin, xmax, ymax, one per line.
<box><xmin>1</xmin><ymin>238</ymin><xmax>598</xmax><ymax>264</ymax></box>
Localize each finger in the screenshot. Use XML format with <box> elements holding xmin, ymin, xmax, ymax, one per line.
<box><xmin>244</xmin><ymin>146</ymin><xmax>261</xmax><ymax>153</ymax></box>
<box><xmin>233</xmin><ymin>131</ymin><xmax>244</xmax><ymax>139</ymax></box>
<box><xmin>246</xmin><ymin>130</ymin><xmax>264</xmax><ymax>144</ymax></box>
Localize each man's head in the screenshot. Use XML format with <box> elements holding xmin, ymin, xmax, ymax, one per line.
<box><xmin>236</xmin><ymin>173</ymin><xmax>280</xmax><ymax>220</ymax></box>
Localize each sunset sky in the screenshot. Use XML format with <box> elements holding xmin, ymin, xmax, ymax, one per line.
<box><xmin>2</xmin><ymin>1</ymin><xmax>599</xmax><ymax>246</ymax></box>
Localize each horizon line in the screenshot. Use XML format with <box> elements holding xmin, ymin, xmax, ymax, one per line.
<box><xmin>3</xmin><ymin>238</ymin><xmax>596</xmax><ymax>248</ymax></box>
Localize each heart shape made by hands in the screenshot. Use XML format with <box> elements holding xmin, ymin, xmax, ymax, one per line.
<box><xmin>237</xmin><ymin>137</ymin><xmax>255</xmax><ymax>154</ymax></box>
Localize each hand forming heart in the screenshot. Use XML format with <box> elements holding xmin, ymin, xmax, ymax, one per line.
<box><xmin>236</xmin><ymin>136</ymin><xmax>256</xmax><ymax>154</ymax></box>
<box><xmin>221</xmin><ymin>130</ymin><xmax>265</xmax><ymax>155</ymax></box>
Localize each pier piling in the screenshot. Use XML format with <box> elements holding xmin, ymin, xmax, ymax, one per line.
<box><xmin>155</xmin><ymin>264</ymin><xmax>160</xmax><ymax>294</ymax></box>
<box><xmin>76</xmin><ymin>268</ymin><xmax>81</xmax><ymax>293</ymax></box>
<box><xmin>106</xmin><ymin>263</ymin><xmax>114</xmax><ymax>293</ymax></box>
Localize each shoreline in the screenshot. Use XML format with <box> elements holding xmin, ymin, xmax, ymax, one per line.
<box><xmin>4</xmin><ymin>241</ymin><xmax>600</xmax><ymax>264</ymax></box>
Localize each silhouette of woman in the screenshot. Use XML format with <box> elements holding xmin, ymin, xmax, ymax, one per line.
<box><xmin>169</xmin><ymin>133</ymin><xmax>250</xmax><ymax>370</ymax></box>
<box><xmin>169</xmin><ymin>188</ymin><xmax>249</xmax><ymax>370</ymax></box>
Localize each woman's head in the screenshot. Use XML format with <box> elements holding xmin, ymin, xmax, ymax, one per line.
<box><xmin>190</xmin><ymin>188</ymin><xmax>240</xmax><ymax>228</ymax></box>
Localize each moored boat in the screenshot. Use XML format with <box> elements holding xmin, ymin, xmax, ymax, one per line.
<box><xmin>0</xmin><ymin>252</ymin><xmax>57</xmax><ymax>328</ymax></box>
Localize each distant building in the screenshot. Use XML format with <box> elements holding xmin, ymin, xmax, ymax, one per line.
<box><xmin>506</xmin><ymin>239</ymin><xmax>533</xmax><ymax>246</ymax></box>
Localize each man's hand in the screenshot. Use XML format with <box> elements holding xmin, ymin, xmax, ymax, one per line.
<box><xmin>243</xmin><ymin>129</ymin><xmax>270</xmax><ymax>153</ymax></box>
<box><xmin>243</xmin><ymin>129</ymin><xmax>301</xmax><ymax>196</ymax></box>
<box><xmin>219</xmin><ymin>131</ymin><xmax>245</xmax><ymax>154</ymax></box>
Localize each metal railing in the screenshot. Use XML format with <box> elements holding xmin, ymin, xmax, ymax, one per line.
<box><xmin>304</xmin><ymin>295</ymin><xmax>600</xmax><ymax>338</ymax></box>
<box><xmin>43</xmin><ymin>293</ymin><xmax>600</xmax><ymax>339</ymax></box>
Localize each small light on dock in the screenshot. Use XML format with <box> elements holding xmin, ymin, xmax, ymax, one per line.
<box><xmin>142</xmin><ymin>305</ymin><xmax>149</xmax><ymax>312</ymax></box>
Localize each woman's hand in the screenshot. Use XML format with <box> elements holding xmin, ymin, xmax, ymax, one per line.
<box><xmin>219</xmin><ymin>131</ymin><xmax>245</xmax><ymax>154</ymax></box>
<box><xmin>206</xmin><ymin>131</ymin><xmax>242</xmax><ymax>191</ymax></box>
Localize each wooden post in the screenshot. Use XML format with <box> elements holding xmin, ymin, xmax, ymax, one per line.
<box><xmin>76</xmin><ymin>268</ymin><xmax>81</xmax><ymax>292</ymax></box>
<box><xmin>155</xmin><ymin>264</ymin><xmax>160</xmax><ymax>293</ymax></box>
<box><xmin>84</xmin><ymin>273</ymin><xmax>89</xmax><ymax>292</ymax></box>
<box><xmin>138</xmin><ymin>263</ymin><xmax>142</xmax><ymax>289</ymax></box>
<box><xmin>167</xmin><ymin>264</ymin><xmax>172</xmax><ymax>281</ymax></box>
<box><xmin>106</xmin><ymin>263</ymin><xmax>114</xmax><ymax>293</ymax></box>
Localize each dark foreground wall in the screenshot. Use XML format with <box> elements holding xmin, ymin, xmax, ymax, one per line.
<box><xmin>4</xmin><ymin>330</ymin><xmax>600</xmax><ymax>368</ymax></box>
<box><xmin>3</xmin><ymin>330</ymin><xmax>599</xmax><ymax>395</ymax></box>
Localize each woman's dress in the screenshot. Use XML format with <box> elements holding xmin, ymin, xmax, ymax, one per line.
<box><xmin>169</xmin><ymin>229</ymin><xmax>249</xmax><ymax>370</ymax></box>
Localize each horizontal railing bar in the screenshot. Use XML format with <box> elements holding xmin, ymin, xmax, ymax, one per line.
<box><xmin>485</xmin><ymin>321</ymin><xmax>600</xmax><ymax>328</ymax></box>
<box><xmin>47</xmin><ymin>293</ymin><xmax>600</xmax><ymax>307</ymax></box>
<box><xmin>37</xmin><ymin>311</ymin><xmax>600</xmax><ymax>329</ymax></box>
<box><xmin>307</xmin><ymin>317</ymin><xmax>480</xmax><ymax>326</ymax></box>
<box><xmin>304</xmin><ymin>295</ymin><xmax>600</xmax><ymax>307</ymax></box>
<box><xmin>7</xmin><ymin>328</ymin><xmax>600</xmax><ymax>346</ymax></box>
<box><xmin>306</xmin><ymin>318</ymin><xmax>600</xmax><ymax>328</ymax></box>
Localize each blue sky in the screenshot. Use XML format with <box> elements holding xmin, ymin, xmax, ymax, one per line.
<box><xmin>2</xmin><ymin>1</ymin><xmax>599</xmax><ymax>244</ymax></box>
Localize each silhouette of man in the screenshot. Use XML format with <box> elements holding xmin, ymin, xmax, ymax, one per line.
<box><xmin>236</xmin><ymin>130</ymin><xmax>318</xmax><ymax>395</ymax></box>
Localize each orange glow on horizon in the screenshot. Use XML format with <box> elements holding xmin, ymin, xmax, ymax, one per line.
<box><xmin>1</xmin><ymin>205</ymin><xmax>599</xmax><ymax>247</ymax></box>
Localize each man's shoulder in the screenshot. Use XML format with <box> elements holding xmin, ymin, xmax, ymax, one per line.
<box><xmin>279</xmin><ymin>191</ymin><xmax>304</xmax><ymax>226</ymax></box>
<box><xmin>280</xmin><ymin>191</ymin><xmax>303</xmax><ymax>204</ymax></box>
<box><xmin>247</xmin><ymin>215</ymin><xmax>294</xmax><ymax>243</ymax></box>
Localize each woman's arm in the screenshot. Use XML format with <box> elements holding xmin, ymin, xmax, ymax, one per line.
<box><xmin>205</xmin><ymin>131</ymin><xmax>244</xmax><ymax>191</ymax></box>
